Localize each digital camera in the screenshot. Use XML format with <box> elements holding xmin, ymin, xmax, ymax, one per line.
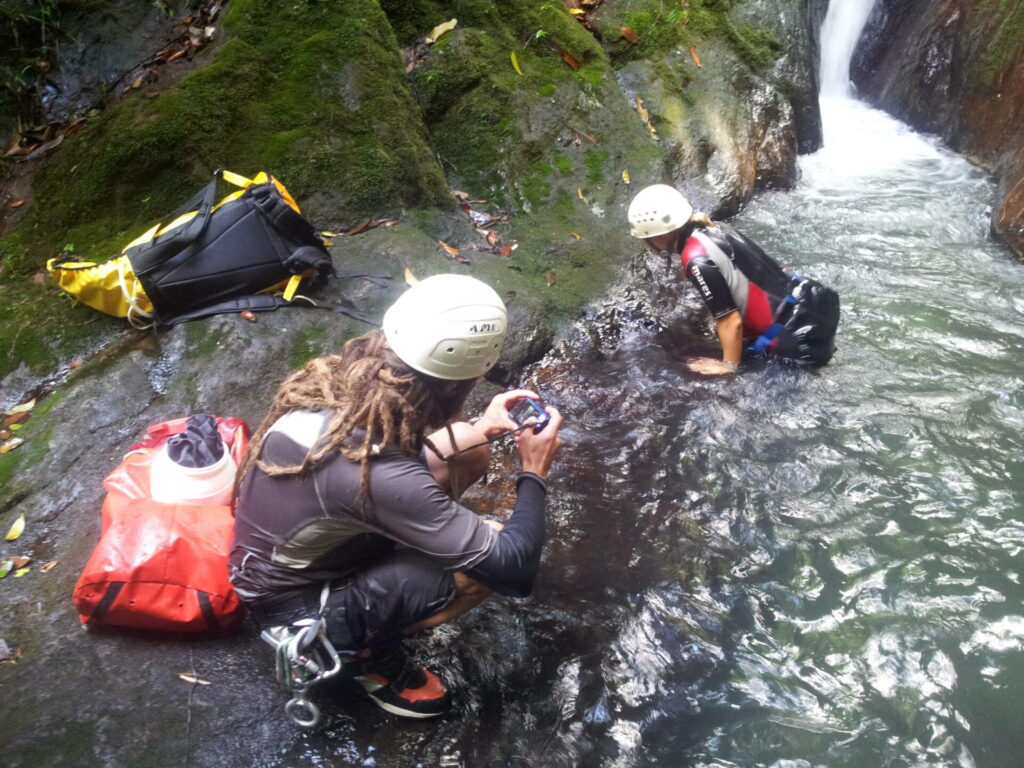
<box><xmin>509</xmin><ymin>397</ymin><xmax>550</xmax><ymax>434</ymax></box>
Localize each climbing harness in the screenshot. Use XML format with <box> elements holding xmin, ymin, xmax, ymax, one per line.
<box><xmin>260</xmin><ymin>583</ymin><xmax>344</xmax><ymax>727</ymax></box>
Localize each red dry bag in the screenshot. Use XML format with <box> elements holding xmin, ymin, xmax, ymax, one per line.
<box><xmin>72</xmin><ymin>416</ymin><xmax>249</xmax><ymax>633</ymax></box>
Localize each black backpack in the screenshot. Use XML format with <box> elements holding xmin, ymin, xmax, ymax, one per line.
<box><xmin>124</xmin><ymin>170</ymin><xmax>335</xmax><ymax>326</ymax></box>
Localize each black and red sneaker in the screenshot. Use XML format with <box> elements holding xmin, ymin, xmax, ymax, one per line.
<box><xmin>352</xmin><ymin>644</ymin><xmax>451</xmax><ymax>718</ymax></box>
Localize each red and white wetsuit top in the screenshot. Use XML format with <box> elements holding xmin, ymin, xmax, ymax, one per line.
<box><xmin>679</xmin><ymin>224</ymin><xmax>791</xmax><ymax>337</ymax></box>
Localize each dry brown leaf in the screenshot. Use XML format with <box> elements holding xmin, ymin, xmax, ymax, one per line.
<box><xmin>240</xmin><ymin>311</ymin><xmax>257</xmax><ymax>323</ymax></box>
<box><xmin>689</xmin><ymin>47</ymin><xmax>702</xmax><ymax>68</ymax></box>
<box><xmin>486</xmin><ymin>231</ymin><xmax>500</xmax><ymax>248</ymax></box>
<box><xmin>544</xmin><ymin>271</ymin><xmax>557</xmax><ymax>286</ymax></box>
<box><xmin>621</xmin><ymin>27</ymin><xmax>639</xmax><ymax>44</ymax></box>
<box><xmin>345</xmin><ymin>219</ymin><xmax>373</xmax><ymax>236</ymax></box>
<box><xmin>2</xmin><ymin>411</ymin><xmax>30</xmax><ymax>428</ymax></box>
<box><xmin>10</xmin><ymin>556</ymin><xmax>31</xmax><ymax>569</ymax></box>
<box><xmin>167</xmin><ymin>49</ymin><xmax>187</xmax><ymax>63</ymax></box>
<box><xmin>31</xmin><ymin>271</ymin><xmax>46</xmax><ymax>284</ymax></box>
<box><xmin>454</xmin><ymin>255</ymin><xmax>472</xmax><ymax>265</ymax></box>
<box><xmin>3</xmin><ymin>133</ymin><xmax>22</xmax><ymax>158</ymax></box>
<box><xmin>438</xmin><ymin>240</ymin><xmax>460</xmax><ymax>258</ymax></box>
<box><xmin>559</xmin><ymin>49</ymin><xmax>580</xmax><ymax>71</ymax></box>
<box><xmin>0</xmin><ymin>430</ymin><xmax>9</xmax><ymax>441</ymax></box>
<box><xmin>500</xmin><ymin>244</ymin><xmax>512</xmax><ymax>258</ymax></box>
<box><xmin>69</xmin><ymin>359</ymin><xmax>83</xmax><ymax>370</ymax></box>
<box><xmin>9</xmin><ymin>200</ymin><xmax>25</xmax><ymax>209</ymax></box>
<box><xmin>39</xmin><ymin>560</ymin><xmax>58</xmax><ymax>572</ymax></box>
<box><xmin>505</xmin><ymin>290</ymin><xmax>517</xmax><ymax>298</ymax></box>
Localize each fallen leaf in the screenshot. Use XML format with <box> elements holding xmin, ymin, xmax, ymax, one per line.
<box><xmin>32</xmin><ymin>271</ymin><xmax>46</xmax><ymax>284</ymax></box>
<box><xmin>10</xmin><ymin>556</ymin><xmax>30</xmax><ymax>569</ymax></box>
<box><xmin>132</xmin><ymin>76</ymin><xmax>143</xmax><ymax>89</ymax></box>
<box><xmin>511</xmin><ymin>50</ymin><xmax>524</xmax><ymax>76</ymax></box>
<box><xmin>569</xmin><ymin>9</ymin><xmax>586</xmax><ymax>16</ymax></box>
<box><xmin>344</xmin><ymin>219</ymin><xmax>373</xmax><ymax>236</ymax></box>
<box><xmin>5</xmin><ymin>399</ymin><xmax>35</xmax><ymax>416</ymax></box>
<box><xmin>0</xmin><ymin>438</ymin><xmax>24</xmax><ymax>456</ymax></box>
<box><xmin>505</xmin><ymin>290</ymin><xmax>517</xmax><ymax>298</ymax></box>
<box><xmin>321</xmin><ymin>240</ymin><xmax>335</xmax><ymax>247</ymax></box>
<box><xmin>0</xmin><ymin>430</ymin><xmax>9</xmax><ymax>441</ymax></box>
<box><xmin>621</xmin><ymin>27</ymin><xmax>639</xmax><ymax>44</ymax></box>
<box><xmin>559</xmin><ymin>49</ymin><xmax>580</xmax><ymax>71</ymax></box>
<box><xmin>564</xmin><ymin>123</ymin><xmax>596</xmax><ymax>143</ymax></box>
<box><xmin>438</xmin><ymin>240</ymin><xmax>460</xmax><ymax>258</ymax></box>
<box><xmin>500</xmin><ymin>244</ymin><xmax>512</xmax><ymax>258</ymax></box>
<box><xmin>634</xmin><ymin>96</ymin><xmax>659</xmax><ymax>140</ymax></box>
<box><xmin>510</xmin><ymin>241</ymin><xmax>519</xmax><ymax>251</ymax></box>
<box><xmin>12</xmin><ymin>568</ymin><xmax>29</xmax><ymax>578</ymax></box>
<box><xmin>5</xmin><ymin>513</ymin><xmax>25</xmax><ymax>541</ymax></box>
<box><xmin>319</xmin><ymin>230</ymin><xmax>341</xmax><ymax>238</ymax></box>
<box><xmin>240</xmin><ymin>311</ymin><xmax>257</xmax><ymax>323</ymax></box>
<box><xmin>69</xmin><ymin>359</ymin><xmax>83</xmax><ymax>370</ymax></box>
<box><xmin>167</xmin><ymin>49</ymin><xmax>187</xmax><ymax>63</ymax></box>
<box><xmin>426</xmin><ymin>18</ymin><xmax>457</xmax><ymax>44</ymax></box>
<box><xmin>0</xmin><ymin>560</ymin><xmax>11</xmax><ymax>578</ymax></box>
<box><xmin>8</xmin><ymin>424</ymin><xmax>23</xmax><ymax>432</ymax></box>
<box><xmin>570</xmin><ymin>232</ymin><xmax>581</xmax><ymax>239</ymax></box>
<box><xmin>622</xmin><ymin>169</ymin><xmax>631</xmax><ymax>184</ymax></box>
<box><xmin>2</xmin><ymin>411</ymin><xmax>29</xmax><ymax>427</ymax></box>
<box><xmin>577</xmin><ymin>186</ymin><xmax>584</xmax><ymax>199</ymax></box>
<box><xmin>485</xmin><ymin>231</ymin><xmax>500</xmax><ymax>248</ymax></box>
<box><xmin>178</xmin><ymin>673</ymin><xmax>211</xmax><ymax>685</ymax></box>
<box><xmin>690</xmin><ymin>46</ymin><xmax>702</xmax><ymax>68</ymax></box>
<box><xmin>454</xmin><ymin>255</ymin><xmax>472</xmax><ymax>265</ymax></box>
<box><xmin>9</xmin><ymin>200</ymin><xmax>25</xmax><ymax>209</ymax></box>
<box><xmin>3</xmin><ymin>132</ymin><xmax>22</xmax><ymax>158</ymax></box>
<box><xmin>404</xmin><ymin>268</ymin><xmax>418</xmax><ymax>286</ymax></box>
<box><xmin>544</xmin><ymin>271</ymin><xmax>557</xmax><ymax>286</ymax></box>
<box><xmin>39</xmin><ymin>560</ymin><xmax>58</xmax><ymax>572</ymax></box>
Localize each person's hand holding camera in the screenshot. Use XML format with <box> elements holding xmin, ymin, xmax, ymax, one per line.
<box><xmin>476</xmin><ymin>389</ymin><xmax>540</xmax><ymax>439</ymax></box>
<box><xmin>514</xmin><ymin>406</ymin><xmax>562</xmax><ymax>479</ymax></box>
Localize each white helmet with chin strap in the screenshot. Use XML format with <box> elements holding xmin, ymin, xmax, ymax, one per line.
<box><xmin>382</xmin><ymin>274</ymin><xmax>507</xmax><ymax>381</ymax></box>
<box><xmin>627</xmin><ymin>184</ymin><xmax>694</xmax><ymax>239</ymax></box>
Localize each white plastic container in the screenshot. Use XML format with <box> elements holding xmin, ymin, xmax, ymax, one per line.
<box><xmin>149</xmin><ymin>442</ymin><xmax>237</xmax><ymax>506</ymax></box>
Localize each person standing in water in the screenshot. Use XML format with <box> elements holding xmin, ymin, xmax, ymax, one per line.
<box><xmin>628</xmin><ymin>184</ymin><xmax>839</xmax><ymax>372</ymax></box>
<box><xmin>230</xmin><ymin>274</ymin><xmax>562</xmax><ymax>719</ymax></box>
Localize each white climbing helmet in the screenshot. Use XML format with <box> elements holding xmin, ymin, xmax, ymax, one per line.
<box><xmin>382</xmin><ymin>274</ymin><xmax>508</xmax><ymax>380</ymax></box>
<box><xmin>627</xmin><ymin>184</ymin><xmax>694</xmax><ymax>239</ymax></box>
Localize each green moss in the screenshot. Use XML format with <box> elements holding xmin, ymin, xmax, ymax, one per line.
<box><xmin>289</xmin><ymin>324</ymin><xmax>329</xmax><ymax>369</ymax></box>
<box><xmin>0</xmin><ymin>0</ymin><xmax>453</xmax><ymax>379</ymax></box>
<box><xmin>980</xmin><ymin>0</ymin><xmax>1024</xmax><ymax>86</ymax></box>
<box><xmin>551</xmin><ymin>152</ymin><xmax>572</xmax><ymax>175</ymax></box>
<box><xmin>584</xmin><ymin>148</ymin><xmax>609</xmax><ymax>187</ymax></box>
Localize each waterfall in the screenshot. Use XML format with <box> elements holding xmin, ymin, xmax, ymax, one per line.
<box><xmin>818</xmin><ymin>0</ymin><xmax>878</xmax><ymax>97</ymax></box>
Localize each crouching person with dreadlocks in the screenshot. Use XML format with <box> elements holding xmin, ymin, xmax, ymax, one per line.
<box><xmin>229</xmin><ymin>274</ymin><xmax>562</xmax><ymax>720</ymax></box>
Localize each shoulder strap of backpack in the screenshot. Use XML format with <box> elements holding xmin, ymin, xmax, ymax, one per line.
<box><xmin>149</xmin><ymin>170</ymin><xmax>222</xmax><ymax>250</ymax></box>
<box><xmin>163</xmin><ymin>293</ymin><xmax>378</xmax><ymax>327</ymax></box>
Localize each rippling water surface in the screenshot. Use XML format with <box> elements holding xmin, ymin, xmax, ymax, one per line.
<box><xmin>285</xmin><ymin>96</ymin><xmax>1023</xmax><ymax>768</ymax></box>
<box><xmin>476</xmin><ymin>95</ymin><xmax>1024</xmax><ymax>768</ymax></box>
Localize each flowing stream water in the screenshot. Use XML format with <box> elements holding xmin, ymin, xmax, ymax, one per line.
<box><xmin>214</xmin><ymin>4</ymin><xmax>1024</xmax><ymax>766</ymax></box>
<box><xmin>401</xmin><ymin>2</ymin><xmax>1024</xmax><ymax>766</ymax></box>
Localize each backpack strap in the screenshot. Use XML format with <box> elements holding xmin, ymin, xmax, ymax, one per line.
<box><xmin>163</xmin><ymin>293</ymin><xmax>378</xmax><ymax>327</ymax></box>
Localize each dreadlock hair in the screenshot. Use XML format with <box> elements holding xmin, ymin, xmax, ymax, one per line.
<box><xmin>235</xmin><ymin>329</ymin><xmax>476</xmax><ymax>499</ymax></box>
